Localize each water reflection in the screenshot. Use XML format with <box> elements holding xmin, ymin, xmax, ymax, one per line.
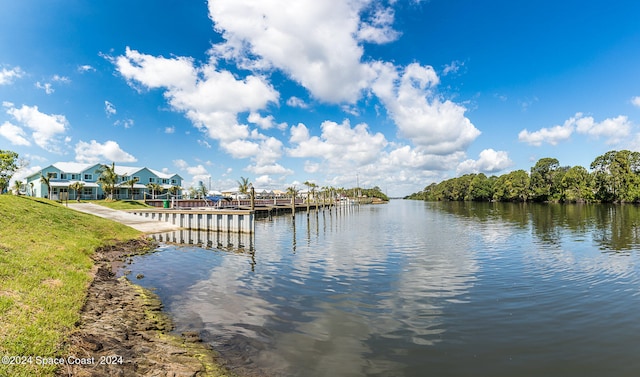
<box><xmin>130</xmin><ymin>202</ymin><xmax>480</xmax><ymax>376</ymax></box>
<box><xmin>126</xmin><ymin>201</ymin><xmax>640</xmax><ymax>377</ymax></box>
<box><xmin>437</xmin><ymin>201</ymin><xmax>640</xmax><ymax>251</ymax></box>
<box><xmin>151</xmin><ymin>229</ymin><xmax>254</xmax><ymax>253</ymax></box>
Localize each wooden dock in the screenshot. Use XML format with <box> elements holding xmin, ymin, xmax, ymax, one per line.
<box><xmin>128</xmin><ymin>199</ymin><xmax>363</xmax><ymax>233</ymax></box>
<box><xmin>127</xmin><ymin>208</ymin><xmax>255</xmax><ymax>233</ymax></box>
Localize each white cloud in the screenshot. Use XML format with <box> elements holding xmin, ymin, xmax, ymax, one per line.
<box><xmin>77</xmin><ymin>65</ymin><xmax>96</xmax><ymax>73</ymax></box>
<box><xmin>631</xmin><ymin>96</ymin><xmax>640</xmax><ymax>108</ymax></box>
<box><xmin>186</xmin><ymin>164</ymin><xmax>209</xmax><ymax>176</ymax></box>
<box><xmin>36</xmin><ymin>81</ymin><xmax>54</xmax><ymax>94</ymax></box>
<box><xmin>246</xmin><ymin>163</ymin><xmax>293</xmax><ymax>176</ymax></box>
<box><xmin>115</xmin><ymin>47</ymin><xmax>278</xmax><ymax>142</ymax></box>
<box><xmin>356</xmin><ymin>6</ymin><xmax>400</xmax><ymax>44</ymax></box>
<box><xmin>52</xmin><ymin>75</ymin><xmax>70</xmax><ymax>83</ymax></box>
<box><xmin>247</xmin><ymin>112</ymin><xmax>275</xmax><ymax>130</ymax></box>
<box><xmin>114</xmin><ymin>118</ymin><xmax>134</xmax><ymax>129</ymax></box>
<box><xmin>286</xmin><ymin>96</ymin><xmax>309</xmax><ymax>108</ymax></box>
<box><xmin>0</xmin><ymin>121</ymin><xmax>31</xmax><ymax>146</ymax></box>
<box><xmin>304</xmin><ymin>161</ymin><xmax>320</xmax><ymax>173</ymax></box>
<box><xmin>173</xmin><ymin>159</ymin><xmax>189</xmax><ymax>170</ymax></box>
<box><xmin>105</xmin><ymin>101</ymin><xmax>117</xmax><ymax>117</ymax></box>
<box><xmin>574</xmin><ymin>113</ymin><xmax>631</xmax><ymax>144</ymax></box>
<box><xmin>198</xmin><ymin>139</ymin><xmax>212</xmax><ymax>148</ymax></box>
<box><xmin>372</xmin><ymin>62</ymin><xmax>480</xmax><ymax>154</ymax></box>
<box><xmin>519</xmin><ymin>112</ymin><xmax>631</xmax><ymax>146</ymax></box>
<box><xmin>456</xmin><ymin>149</ymin><xmax>513</xmax><ymax>175</ymax></box>
<box><xmin>518</xmin><ymin>123</ymin><xmax>574</xmax><ymax>146</ymax></box>
<box><xmin>288</xmin><ymin>120</ymin><xmax>387</xmax><ymax>167</ymax></box>
<box><xmin>75</xmin><ymin>140</ymin><xmax>137</xmax><ymax>163</ymax></box>
<box><xmin>4</xmin><ymin>104</ymin><xmax>69</xmax><ymax>153</ymax></box>
<box><xmin>0</xmin><ymin>66</ymin><xmax>24</xmax><ymax>85</ymax></box>
<box><xmin>208</xmin><ymin>0</ymin><xmax>380</xmax><ymax>103</ymax></box>
<box><xmin>164</xmin><ymin>126</ymin><xmax>175</xmax><ymax>134</ymax></box>
<box><xmin>442</xmin><ymin>60</ymin><xmax>464</xmax><ymax>76</ymax></box>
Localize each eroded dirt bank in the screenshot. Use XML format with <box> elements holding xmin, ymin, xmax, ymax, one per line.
<box><xmin>58</xmin><ymin>239</ymin><xmax>236</xmax><ymax>377</ymax></box>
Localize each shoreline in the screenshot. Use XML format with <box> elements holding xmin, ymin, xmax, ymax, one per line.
<box><xmin>58</xmin><ymin>238</ymin><xmax>237</xmax><ymax>377</ymax></box>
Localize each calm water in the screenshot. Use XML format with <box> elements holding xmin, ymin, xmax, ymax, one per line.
<box><xmin>125</xmin><ymin>200</ymin><xmax>640</xmax><ymax>376</ymax></box>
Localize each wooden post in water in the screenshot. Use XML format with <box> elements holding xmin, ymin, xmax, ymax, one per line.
<box><xmin>250</xmin><ymin>186</ymin><xmax>255</xmax><ymax>211</ymax></box>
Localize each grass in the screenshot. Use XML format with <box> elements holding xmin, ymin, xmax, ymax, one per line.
<box><xmin>90</xmin><ymin>199</ymin><xmax>150</xmax><ymax>210</ymax></box>
<box><xmin>0</xmin><ymin>195</ymin><xmax>140</xmax><ymax>377</ymax></box>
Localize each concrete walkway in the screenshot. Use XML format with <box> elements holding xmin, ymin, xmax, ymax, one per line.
<box><xmin>67</xmin><ymin>203</ymin><xmax>180</xmax><ymax>233</ymax></box>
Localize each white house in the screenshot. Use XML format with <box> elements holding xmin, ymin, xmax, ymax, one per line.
<box><xmin>25</xmin><ymin>162</ymin><xmax>183</xmax><ymax>200</ymax></box>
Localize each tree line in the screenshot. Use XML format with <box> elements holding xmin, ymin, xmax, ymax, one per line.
<box><xmin>405</xmin><ymin>150</ymin><xmax>640</xmax><ymax>203</ymax></box>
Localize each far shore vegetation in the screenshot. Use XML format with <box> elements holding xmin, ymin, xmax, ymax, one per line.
<box><xmin>406</xmin><ymin>150</ymin><xmax>640</xmax><ymax>204</ymax></box>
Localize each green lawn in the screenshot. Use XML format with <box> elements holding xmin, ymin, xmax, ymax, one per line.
<box><xmin>91</xmin><ymin>199</ymin><xmax>150</xmax><ymax>210</ymax></box>
<box><xmin>0</xmin><ymin>195</ymin><xmax>140</xmax><ymax>376</ymax></box>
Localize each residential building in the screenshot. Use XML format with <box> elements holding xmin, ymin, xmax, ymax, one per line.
<box><xmin>25</xmin><ymin>162</ymin><xmax>182</xmax><ymax>200</ymax></box>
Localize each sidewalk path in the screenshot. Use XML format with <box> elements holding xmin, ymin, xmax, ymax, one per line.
<box><xmin>67</xmin><ymin>203</ymin><xmax>179</xmax><ymax>233</ymax></box>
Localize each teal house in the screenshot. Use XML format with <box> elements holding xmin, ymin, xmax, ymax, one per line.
<box><xmin>25</xmin><ymin>162</ymin><xmax>183</xmax><ymax>200</ymax></box>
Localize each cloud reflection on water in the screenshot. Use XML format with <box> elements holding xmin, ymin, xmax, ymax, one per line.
<box><xmin>157</xmin><ymin>203</ymin><xmax>480</xmax><ymax>376</ymax></box>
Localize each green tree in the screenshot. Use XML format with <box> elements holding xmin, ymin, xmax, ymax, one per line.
<box><xmin>561</xmin><ymin>166</ymin><xmax>592</xmax><ymax>202</ymax></box>
<box><xmin>96</xmin><ymin>162</ymin><xmax>117</xmax><ymax>200</ymax></box>
<box><xmin>590</xmin><ymin>150</ymin><xmax>640</xmax><ymax>202</ymax></box>
<box><xmin>529</xmin><ymin>157</ymin><xmax>560</xmax><ymax>202</ymax></box>
<box><xmin>146</xmin><ymin>183</ymin><xmax>163</xmax><ymax>199</ymax></box>
<box><xmin>493</xmin><ymin>170</ymin><xmax>529</xmax><ymax>202</ymax></box>
<box><xmin>69</xmin><ymin>181</ymin><xmax>85</xmax><ymax>202</ymax></box>
<box><xmin>0</xmin><ymin>150</ymin><xmax>25</xmax><ymax>194</ymax></box>
<box><xmin>468</xmin><ymin>173</ymin><xmax>494</xmax><ymax>201</ymax></box>
<box><xmin>12</xmin><ymin>180</ymin><xmax>23</xmax><ymax>195</ymax></box>
<box><xmin>303</xmin><ymin>180</ymin><xmax>318</xmax><ymax>206</ymax></box>
<box><xmin>168</xmin><ymin>185</ymin><xmax>181</xmax><ymax>196</ymax></box>
<box><xmin>40</xmin><ymin>172</ymin><xmax>55</xmax><ymax>199</ymax></box>
<box><xmin>124</xmin><ymin>176</ymin><xmax>140</xmax><ymax>200</ymax></box>
<box><xmin>237</xmin><ymin>176</ymin><xmax>251</xmax><ymax>205</ymax></box>
<box><xmin>287</xmin><ymin>185</ymin><xmax>299</xmax><ymax>203</ymax></box>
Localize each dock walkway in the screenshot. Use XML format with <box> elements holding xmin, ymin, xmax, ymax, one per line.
<box><xmin>67</xmin><ymin>203</ymin><xmax>180</xmax><ymax>233</ymax></box>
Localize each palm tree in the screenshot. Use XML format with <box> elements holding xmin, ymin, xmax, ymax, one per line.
<box><xmin>12</xmin><ymin>180</ymin><xmax>23</xmax><ymax>195</ymax></box>
<box><xmin>146</xmin><ymin>183</ymin><xmax>163</xmax><ymax>200</ymax></box>
<box><xmin>237</xmin><ymin>176</ymin><xmax>251</xmax><ymax>205</ymax></box>
<box><xmin>303</xmin><ymin>181</ymin><xmax>318</xmax><ymax>214</ymax></box>
<box><xmin>287</xmin><ymin>185</ymin><xmax>299</xmax><ymax>218</ymax></box>
<box><xmin>40</xmin><ymin>172</ymin><xmax>55</xmax><ymax>199</ymax></box>
<box><xmin>168</xmin><ymin>185</ymin><xmax>181</xmax><ymax>197</ymax></box>
<box><xmin>124</xmin><ymin>176</ymin><xmax>139</xmax><ymax>200</ymax></box>
<box><xmin>96</xmin><ymin>162</ymin><xmax>117</xmax><ymax>200</ymax></box>
<box><xmin>69</xmin><ymin>181</ymin><xmax>85</xmax><ymax>202</ymax></box>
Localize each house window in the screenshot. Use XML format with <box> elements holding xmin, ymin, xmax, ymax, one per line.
<box><xmin>171</xmin><ymin>179</ymin><xmax>176</xmax><ymax>185</ymax></box>
<box><xmin>149</xmin><ymin>178</ymin><xmax>155</xmax><ymax>183</ymax></box>
<box><xmin>49</xmin><ymin>172</ymin><xmax>58</xmax><ymax>179</ymax></box>
<box><xmin>162</xmin><ymin>179</ymin><xmax>169</xmax><ymax>184</ymax></box>
<box><xmin>60</xmin><ymin>173</ymin><xmax>67</xmax><ymax>179</ymax></box>
<box><xmin>82</xmin><ymin>188</ymin><xmax>93</xmax><ymax>196</ymax></box>
<box><xmin>133</xmin><ymin>176</ymin><xmax>140</xmax><ymax>182</ymax></box>
<box><xmin>84</xmin><ymin>174</ymin><xmax>92</xmax><ymax>181</ymax></box>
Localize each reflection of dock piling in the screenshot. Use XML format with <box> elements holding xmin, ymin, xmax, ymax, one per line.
<box><xmin>150</xmin><ymin>229</ymin><xmax>254</xmax><ymax>252</ymax></box>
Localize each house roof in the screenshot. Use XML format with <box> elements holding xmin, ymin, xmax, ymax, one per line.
<box><xmin>27</xmin><ymin>162</ymin><xmax>182</xmax><ymax>182</ymax></box>
<box><xmin>52</xmin><ymin>162</ymin><xmax>101</xmax><ymax>173</ymax></box>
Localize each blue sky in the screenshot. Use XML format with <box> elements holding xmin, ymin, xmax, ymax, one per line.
<box><xmin>1</xmin><ymin>0</ymin><xmax>639</xmax><ymax>196</ymax></box>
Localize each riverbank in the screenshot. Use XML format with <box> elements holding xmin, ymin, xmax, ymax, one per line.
<box><xmin>0</xmin><ymin>196</ymin><xmax>236</xmax><ymax>376</ymax></box>
<box><xmin>60</xmin><ymin>239</ymin><xmax>234</xmax><ymax>377</ymax></box>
